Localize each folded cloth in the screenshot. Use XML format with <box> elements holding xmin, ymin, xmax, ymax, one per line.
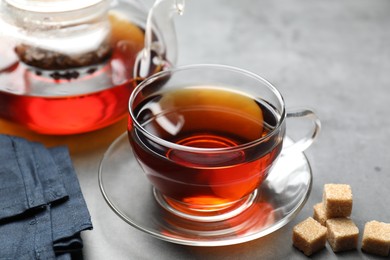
<box><xmin>0</xmin><ymin>135</ymin><xmax>45</xmax><ymax>219</ymax></box>
<box><xmin>0</xmin><ymin>134</ymin><xmax>92</xmax><ymax>259</ymax></box>
<box><xmin>0</xmin><ymin>205</ymin><xmax>58</xmax><ymax>259</ymax></box>
<box><xmin>32</xmin><ymin>143</ymin><xmax>69</xmax><ymax>206</ymax></box>
<box><xmin>49</xmin><ymin>146</ymin><xmax>93</xmax><ymax>254</ymax></box>
<box><xmin>0</xmin><ymin>136</ymin><xmax>68</xmax><ymax>220</ymax></box>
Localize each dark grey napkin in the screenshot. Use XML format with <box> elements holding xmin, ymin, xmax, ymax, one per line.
<box><xmin>49</xmin><ymin>146</ymin><xmax>93</xmax><ymax>253</ymax></box>
<box><xmin>0</xmin><ymin>134</ymin><xmax>92</xmax><ymax>259</ymax></box>
<box><xmin>0</xmin><ymin>135</ymin><xmax>47</xmax><ymax>219</ymax></box>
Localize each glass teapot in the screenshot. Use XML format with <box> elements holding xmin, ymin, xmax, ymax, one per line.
<box><xmin>0</xmin><ymin>0</ymin><xmax>184</xmax><ymax>134</ymax></box>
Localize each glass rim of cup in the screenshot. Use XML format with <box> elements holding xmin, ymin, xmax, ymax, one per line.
<box><xmin>128</xmin><ymin>64</ymin><xmax>286</xmax><ymax>154</ymax></box>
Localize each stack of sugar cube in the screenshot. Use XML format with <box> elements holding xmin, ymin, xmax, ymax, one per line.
<box><xmin>293</xmin><ymin>183</ymin><xmax>390</xmax><ymax>256</ymax></box>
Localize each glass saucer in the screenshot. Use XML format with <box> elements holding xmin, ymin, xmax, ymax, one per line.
<box><xmin>98</xmin><ymin>133</ymin><xmax>313</xmax><ymax>247</ymax></box>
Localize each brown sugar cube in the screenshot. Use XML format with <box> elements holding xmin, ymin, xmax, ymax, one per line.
<box><xmin>313</xmin><ymin>203</ymin><xmax>328</xmax><ymax>226</ymax></box>
<box><xmin>323</xmin><ymin>184</ymin><xmax>352</xmax><ymax>218</ymax></box>
<box><xmin>326</xmin><ymin>218</ymin><xmax>359</xmax><ymax>252</ymax></box>
<box><xmin>361</xmin><ymin>220</ymin><xmax>390</xmax><ymax>256</ymax></box>
<box><xmin>293</xmin><ymin>217</ymin><xmax>327</xmax><ymax>256</ymax></box>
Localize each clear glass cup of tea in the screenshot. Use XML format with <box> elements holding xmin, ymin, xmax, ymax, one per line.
<box><xmin>127</xmin><ymin>64</ymin><xmax>320</xmax><ymax>222</ymax></box>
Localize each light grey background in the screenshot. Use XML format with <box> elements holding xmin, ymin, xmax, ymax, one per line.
<box><xmin>77</xmin><ymin>0</ymin><xmax>390</xmax><ymax>259</ymax></box>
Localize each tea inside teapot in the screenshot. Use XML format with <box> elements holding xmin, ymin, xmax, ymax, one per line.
<box><xmin>0</xmin><ymin>0</ymin><xmax>184</xmax><ymax>135</ymax></box>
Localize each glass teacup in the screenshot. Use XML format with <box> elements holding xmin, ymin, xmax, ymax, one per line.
<box><xmin>127</xmin><ymin>64</ymin><xmax>320</xmax><ymax>222</ymax></box>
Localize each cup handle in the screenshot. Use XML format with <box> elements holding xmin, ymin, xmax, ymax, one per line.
<box><xmin>281</xmin><ymin>108</ymin><xmax>321</xmax><ymax>155</ymax></box>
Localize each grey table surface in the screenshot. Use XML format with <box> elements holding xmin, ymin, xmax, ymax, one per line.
<box><xmin>74</xmin><ymin>0</ymin><xmax>390</xmax><ymax>259</ymax></box>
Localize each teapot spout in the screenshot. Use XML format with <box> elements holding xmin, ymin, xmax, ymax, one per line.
<box><xmin>134</xmin><ymin>0</ymin><xmax>185</xmax><ymax>81</ymax></box>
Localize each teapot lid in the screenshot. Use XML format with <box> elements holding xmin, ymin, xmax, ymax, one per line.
<box><xmin>4</xmin><ymin>0</ymin><xmax>105</xmax><ymax>13</ymax></box>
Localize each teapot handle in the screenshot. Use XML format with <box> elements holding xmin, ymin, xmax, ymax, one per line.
<box><xmin>134</xmin><ymin>0</ymin><xmax>185</xmax><ymax>80</ymax></box>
